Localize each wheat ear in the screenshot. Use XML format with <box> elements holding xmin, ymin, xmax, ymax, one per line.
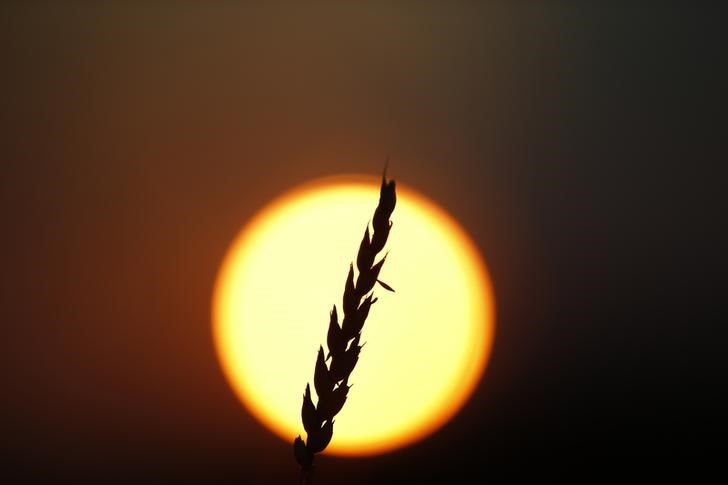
<box><xmin>293</xmin><ymin>172</ymin><xmax>397</xmax><ymax>481</ymax></box>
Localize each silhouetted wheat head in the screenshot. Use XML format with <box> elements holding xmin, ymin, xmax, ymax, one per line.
<box><xmin>293</xmin><ymin>172</ymin><xmax>396</xmax><ymax>482</ymax></box>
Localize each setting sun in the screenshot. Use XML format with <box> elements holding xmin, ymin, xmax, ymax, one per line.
<box><xmin>212</xmin><ymin>175</ymin><xmax>495</xmax><ymax>456</ymax></box>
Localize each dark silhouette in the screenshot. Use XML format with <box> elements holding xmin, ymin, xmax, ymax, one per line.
<box><xmin>293</xmin><ymin>170</ymin><xmax>397</xmax><ymax>484</ymax></box>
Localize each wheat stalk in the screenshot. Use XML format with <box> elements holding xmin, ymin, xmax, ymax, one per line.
<box><xmin>293</xmin><ymin>171</ymin><xmax>397</xmax><ymax>483</ymax></box>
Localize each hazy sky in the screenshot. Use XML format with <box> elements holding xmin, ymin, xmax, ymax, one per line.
<box><xmin>1</xmin><ymin>2</ymin><xmax>724</xmax><ymax>482</ymax></box>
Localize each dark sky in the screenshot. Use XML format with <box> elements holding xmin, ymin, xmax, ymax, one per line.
<box><xmin>1</xmin><ymin>2</ymin><xmax>725</xmax><ymax>482</ymax></box>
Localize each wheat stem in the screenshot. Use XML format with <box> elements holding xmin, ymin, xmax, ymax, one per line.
<box><xmin>293</xmin><ymin>171</ymin><xmax>397</xmax><ymax>479</ymax></box>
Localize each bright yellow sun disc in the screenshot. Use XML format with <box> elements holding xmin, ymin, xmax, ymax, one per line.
<box><xmin>212</xmin><ymin>175</ymin><xmax>495</xmax><ymax>456</ymax></box>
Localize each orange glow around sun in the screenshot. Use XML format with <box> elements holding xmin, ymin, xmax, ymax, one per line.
<box><xmin>212</xmin><ymin>175</ymin><xmax>495</xmax><ymax>456</ymax></box>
